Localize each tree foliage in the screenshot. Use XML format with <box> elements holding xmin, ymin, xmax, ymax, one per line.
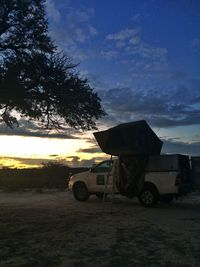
<box><xmin>0</xmin><ymin>0</ymin><xmax>105</xmax><ymax>130</ymax></box>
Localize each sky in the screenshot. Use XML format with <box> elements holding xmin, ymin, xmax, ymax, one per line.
<box><xmin>0</xmin><ymin>0</ymin><xmax>200</xmax><ymax>168</ymax></box>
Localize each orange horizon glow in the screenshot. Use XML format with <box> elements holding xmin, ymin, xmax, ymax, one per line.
<box><xmin>0</xmin><ymin>135</ymin><xmax>107</xmax><ymax>169</ymax></box>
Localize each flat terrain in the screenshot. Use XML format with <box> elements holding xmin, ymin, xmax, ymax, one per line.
<box><xmin>0</xmin><ymin>191</ymin><xmax>200</xmax><ymax>267</ymax></box>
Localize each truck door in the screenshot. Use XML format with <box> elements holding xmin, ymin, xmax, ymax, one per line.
<box><xmin>89</xmin><ymin>160</ymin><xmax>113</xmax><ymax>193</ymax></box>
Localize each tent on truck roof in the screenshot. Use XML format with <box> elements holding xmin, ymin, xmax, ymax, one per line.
<box><xmin>93</xmin><ymin>120</ymin><xmax>163</xmax><ymax>156</ymax></box>
<box><xmin>94</xmin><ymin>120</ymin><xmax>163</xmax><ymax>197</ymax></box>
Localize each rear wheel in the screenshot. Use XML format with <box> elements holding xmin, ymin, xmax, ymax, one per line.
<box><xmin>138</xmin><ymin>184</ymin><xmax>159</xmax><ymax>207</ymax></box>
<box><xmin>73</xmin><ymin>182</ymin><xmax>89</xmax><ymax>201</ymax></box>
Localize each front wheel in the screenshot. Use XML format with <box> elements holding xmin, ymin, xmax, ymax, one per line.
<box><xmin>73</xmin><ymin>182</ymin><xmax>90</xmax><ymax>201</ymax></box>
<box><xmin>138</xmin><ymin>185</ymin><xmax>159</xmax><ymax>207</ymax></box>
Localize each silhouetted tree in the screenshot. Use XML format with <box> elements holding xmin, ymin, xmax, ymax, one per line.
<box><xmin>0</xmin><ymin>0</ymin><xmax>105</xmax><ymax>129</ymax></box>
<box><xmin>41</xmin><ymin>161</ymin><xmax>69</xmax><ymax>169</ymax></box>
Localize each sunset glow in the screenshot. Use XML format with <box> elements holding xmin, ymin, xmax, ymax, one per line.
<box><xmin>0</xmin><ymin>135</ymin><xmax>88</xmax><ymax>158</ymax></box>
<box><xmin>0</xmin><ymin>0</ymin><xmax>200</xmax><ymax>168</ymax></box>
<box><xmin>0</xmin><ymin>135</ymin><xmax>107</xmax><ymax>168</ymax></box>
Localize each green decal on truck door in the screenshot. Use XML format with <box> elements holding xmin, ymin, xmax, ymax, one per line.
<box><xmin>96</xmin><ymin>175</ymin><xmax>105</xmax><ymax>185</ymax></box>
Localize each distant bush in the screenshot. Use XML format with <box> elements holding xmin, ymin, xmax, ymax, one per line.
<box><xmin>0</xmin><ymin>166</ymin><xmax>89</xmax><ymax>191</ymax></box>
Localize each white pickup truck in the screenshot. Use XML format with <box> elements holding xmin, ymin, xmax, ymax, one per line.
<box><xmin>68</xmin><ymin>154</ymin><xmax>192</xmax><ymax>207</ymax></box>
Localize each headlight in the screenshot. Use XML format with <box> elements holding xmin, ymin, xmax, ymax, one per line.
<box><xmin>66</xmin><ymin>175</ymin><xmax>73</xmax><ymax>187</ymax></box>
<box><xmin>69</xmin><ymin>175</ymin><xmax>74</xmax><ymax>180</ymax></box>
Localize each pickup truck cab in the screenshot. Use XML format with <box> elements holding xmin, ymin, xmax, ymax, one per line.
<box><xmin>68</xmin><ymin>154</ymin><xmax>191</xmax><ymax>207</ymax></box>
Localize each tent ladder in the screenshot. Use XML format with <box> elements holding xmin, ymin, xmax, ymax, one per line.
<box><xmin>102</xmin><ymin>155</ymin><xmax>116</xmax><ymax>208</ymax></box>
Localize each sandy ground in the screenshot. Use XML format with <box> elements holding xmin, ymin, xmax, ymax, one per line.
<box><xmin>0</xmin><ymin>191</ymin><xmax>200</xmax><ymax>267</ymax></box>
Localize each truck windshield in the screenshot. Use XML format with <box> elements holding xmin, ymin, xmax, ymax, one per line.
<box><xmin>92</xmin><ymin>161</ymin><xmax>113</xmax><ymax>173</ymax></box>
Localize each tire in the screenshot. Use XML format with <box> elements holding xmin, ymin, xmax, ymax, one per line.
<box><xmin>73</xmin><ymin>182</ymin><xmax>90</xmax><ymax>201</ymax></box>
<box><xmin>138</xmin><ymin>184</ymin><xmax>159</xmax><ymax>207</ymax></box>
<box><xmin>160</xmin><ymin>195</ymin><xmax>173</xmax><ymax>204</ymax></box>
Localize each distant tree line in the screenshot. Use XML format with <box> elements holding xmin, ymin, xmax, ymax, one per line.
<box><xmin>0</xmin><ymin>163</ymin><xmax>89</xmax><ymax>190</ymax></box>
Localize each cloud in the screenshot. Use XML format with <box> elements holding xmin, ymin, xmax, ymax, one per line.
<box><xmin>66</xmin><ymin>8</ymin><xmax>95</xmax><ymax>23</ymax></box>
<box><xmin>104</xmin><ymin>26</ymin><xmax>168</xmax><ymax>68</ymax></box>
<box><xmin>129</xmin><ymin>36</ymin><xmax>141</xmax><ymax>45</ymax></box>
<box><xmin>45</xmin><ymin>0</ymin><xmax>61</xmax><ymax>22</ymax></box>
<box><xmin>0</xmin><ymin>155</ymin><xmax>83</xmax><ymax>168</ymax></box>
<box><xmin>77</xmin><ymin>146</ymin><xmax>102</xmax><ymax>154</ymax></box>
<box><xmin>64</xmin><ymin>7</ymin><xmax>98</xmax><ymax>45</ymax></box>
<box><xmin>46</xmin><ymin>3</ymin><xmax>98</xmax><ymax>61</ymax></box>
<box><xmin>168</xmin><ymin>71</ymin><xmax>188</xmax><ymax>80</ymax></box>
<box><xmin>162</xmin><ymin>139</ymin><xmax>200</xmax><ymax>156</ymax></box>
<box><xmin>67</xmin><ymin>9</ymin><xmax>98</xmax><ymax>44</ymax></box>
<box><xmin>0</xmin><ymin>129</ymin><xmax>77</xmax><ymax>139</ymax></box>
<box><xmin>88</xmin><ymin>25</ymin><xmax>98</xmax><ymax>36</ymax></box>
<box><xmin>100</xmin><ymin>79</ymin><xmax>200</xmax><ymax>128</ymax></box>
<box><xmin>132</xmin><ymin>13</ymin><xmax>141</xmax><ymax>21</ymax></box>
<box><xmin>66</xmin><ymin>155</ymin><xmax>109</xmax><ymax>168</ymax></box>
<box><xmin>0</xmin><ymin>154</ymin><xmax>109</xmax><ymax>169</ymax></box>
<box><xmin>125</xmin><ymin>44</ymin><xmax>167</xmax><ymax>61</ymax></box>
<box><xmin>0</xmin><ymin>156</ymin><xmax>54</xmax><ymax>168</ymax></box>
<box><xmin>101</xmin><ymin>50</ymin><xmax>119</xmax><ymax>60</ymax></box>
<box><xmin>106</xmin><ymin>28</ymin><xmax>141</xmax><ymax>42</ymax></box>
<box><xmin>0</xmin><ymin>120</ymin><xmax>78</xmax><ymax>139</ymax></box>
<box><xmin>191</xmin><ymin>38</ymin><xmax>200</xmax><ymax>52</ymax></box>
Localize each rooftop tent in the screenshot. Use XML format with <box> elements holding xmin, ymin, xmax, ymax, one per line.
<box><xmin>94</xmin><ymin>120</ymin><xmax>163</xmax><ymax>197</ymax></box>
<box><xmin>93</xmin><ymin>120</ymin><xmax>163</xmax><ymax>156</ymax></box>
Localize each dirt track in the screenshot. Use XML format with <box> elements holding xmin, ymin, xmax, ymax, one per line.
<box><xmin>0</xmin><ymin>191</ymin><xmax>200</xmax><ymax>267</ymax></box>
